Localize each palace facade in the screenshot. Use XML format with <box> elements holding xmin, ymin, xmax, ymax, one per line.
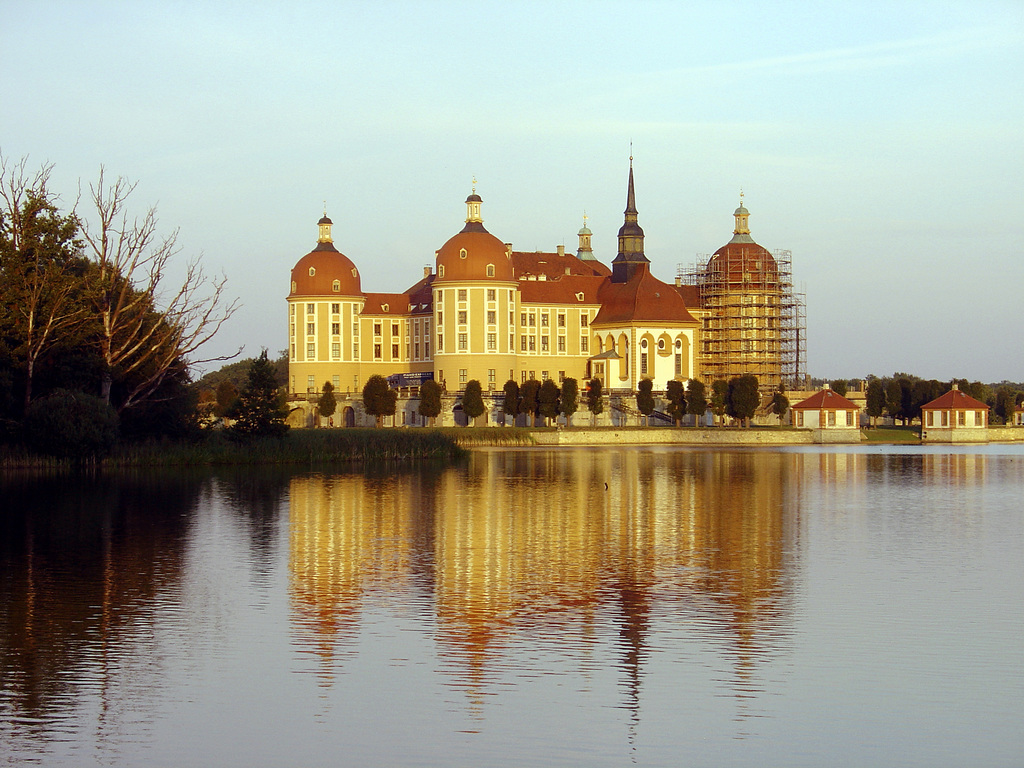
<box><xmin>287</xmin><ymin>164</ymin><xmax>703</xmax><ymax>400</ymax></box>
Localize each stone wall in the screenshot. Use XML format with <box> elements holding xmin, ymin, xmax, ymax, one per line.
<box><xmin>531</xmin><ymin>429</ymin><xmax>814</xmax><ymax>446</ymax></box>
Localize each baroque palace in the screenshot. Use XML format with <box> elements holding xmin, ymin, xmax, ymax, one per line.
<box><xmin>286</xmin><ymin>163</ymin><xmax>805</xmax><ymax>424</ymax></box>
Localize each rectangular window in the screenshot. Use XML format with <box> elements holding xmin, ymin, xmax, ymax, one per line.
<box><xmin>374</xmin><ymin>322</ymin><xmax>382</xmax><ymax>336</ymax></box>
<box><xmin>307</xmin><ymin>342</ymin><xmax>315</xmax><ymax>358</ymax></box>
<box><xmin>521</xmin><ymin>370</ymin><xmax>527</xmax><ymax>383</ymax></box>
<box><xmin>541</xmin><ymin>313</ymin><xmax>549</xmax><ymax>327</ymax></box>
<box><xmin>374</xmin><ymin>343</ymin><xmax>382</xmax><ymax>359</ymax></box>
<box><xmin>541</xmin><ymin>337</ymin><xmax>549</xmax><ymax>352</ymax></box>
<box><xmin>392</xmin><ymin>343</ymin><xmax>399</xmax><ymax>358</ymax></box>
<box><xmin>458</xmin><ymin>332</ymin><xmax>467</xmax><ymax>350</ymax></box>
<box><xmin>436</xmin><ymin>310</ymin><xmax>443</xmax><ymax>325</ymax></box>
<box><xmin>459</xmin><ymin>369</ymin><xmax>467</xmax><ymax>383</ymax></box>
<box><xmin>487</xmin><ymin>289</ymin><xmax>496</xmax><ymax>301</ymax></box>
<box><xmin>529</xmin><ymin>314</ymin><xmax>536</xmax><ymax>327</ymax></box>
<box><xmin>796</xmin><ymin>411</ymin><xmax>804</xmax><ymax>427</ymax></box>
<box><xmin>331</xmin><ymin>322</ymin><xmax>340</xmax><ymax>335</ymax></box>
<box><xmin>307</xmin><ymin>322</ymin><xmax>315</xmax><ymax>335</ymax></box>
<box><xmin>487</xmin><ymin>333</ymin><xmax>496</xmax><ymax>350</ymax></box>
<box><xmin>487</xmin><ymin>310</ymin><xmax>496</xmax><ymax>325</ymax></box>
<box><xmin>425</xmin><ymin>341</ymin><xmax>430</xmax><ymax>358</ymax></box>
<box><xmin>458</xmin><ymin>289</ymin><xmax>467</xmax><ymax>301</ymax></box>
<box><xmin>528</xmin><ymin>337</ymin><xmax>536</xmax><ymax>351</ymax></box>
<box><xmin>558</xmin><ymin>371</ymin><xmax>565</xmax><ymax>382</ymax></box>
<box><xmin>640</xmin><ymin>353</ymin><xmax>648</xmax><ymax>375</ymax></box>
<box><xmin>458</xmin><ymin>310</ymin><xmax>467</xmax><ymax>324</ymax></box>
<box><xmin>541</xmin><ymin>371</ymin><xmax>548</xmax><ymax>380</ymax></box>
<box><xmin>488</xmin><ymin>369</ymin><xmax>495</xmax><ymax>383</ymax></box>
<box><xmin>331</xmin><ymin>303</ymin><xmax>340</xmax><ymax>314</ymax></box>
<box><xmin>521</xmin><ymin>336</ymin><xmax>527</xmax><ymax>351</ymax></box>
<box><xmin>557</xmin><ymin>336</ymin><xmax>565</xmax><ymax>352</ymax></box>
<box><xmin>307</xmin><ymin>303</ymin><xmax>314</xmax><ymax>315</ymax></box>
<box><xmin>331</xmin><ymin>342</ymin><xmax>340</xmax><ymax>359</ymax></box>
<box><xmin>392</xmin><ymin>323</ymin><xmax>399</xmax><ymax>337</ymax></box>
<box><xmin>308</xmin><ymin>375</ymin><xmax>316</xmax><ymax>392</ymax></box>
<box><xmin>580</xmin><ymin>314</ymin><xmax>589</xmax><ymax>327</ymax></box>
<box><xmin>521</xmin><ymin>313</ymin><xmax>527</xmax><ymax>326</ymax></box>
<box><xmin>580</xmin><ymin>336</ymin><xmax>589</xmax><ymax>352</ymax></box>
<box><xmin>414</xmin><ymin>341</ymin><xmax>420</xmax><ymax>359</ymax></box>
<box><xmin>675</xmin><ymin>353</ymin><xmax>682</xmax><ymax>376</ymax></box>
<box><xmin>332</xmin><ymin>375</ymin><xmax>340</xmax><ymax>388</ymax></box>
<box><xmin>927</xmin><ymin>412</ymin><xmax>934</xmax><ymax>427</ymax></box>
<box><xmin>957</xmin><ymin>410</ymin><xmax>966</xmax><ymax>426</ymax></box>
<box><xmin>557</xmin><ymin>314</ymin><xmax>565</xmax><ymax>327</ymax></box>
<box><xmin>828</xmin><ymin>411</ymin><xmax>836</xmax><ymax>427</ymax></box>
<box><xmin>437</xmin><ymin>335</ymin><xmax>443</xmax><ymax>351</ymax></box>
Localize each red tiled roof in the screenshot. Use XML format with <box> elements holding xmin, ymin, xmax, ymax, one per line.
<box><xmin>921</xmin><ymin>388</ymin><xmax>989</xmax><ymax>410</ymax></box>
<box><xmin>290</xmin><ymin>242</ymin><xmax>362</xmax><ymax>297</ymax></box>
<box><xmin>435</xmin><ymin>229</ymin><xmax>514</xmax><ymax>282</ymax></box>
<box><xmin>512</xmin><ymin>250</ymin><xmax>609</xmax><ymax>279</ymax></box>
<box><xmin>673</xmin><ymin>283</ymin><xmax>702</xmax><ymax>308</ymax></box>
<box><xmin>592</xmin><ymin>265</ymin><xmax>697</xmax><ymax>326</ymax></box>
<box><xmin>707</xmin><ymin>241</ymin><xmax>777</xmax><ymax>285</ymax></box>
<box><xmin>362</xmin><ymin>292</ymin><xmax>410</xmax><ymax>315</ymax></box>
<box><xmin>518</xmin><ymin>274</ymin><xmax>604</xmax><ymax>305</ymax></box>
<box><xmin>792</xmin><ymin>388</ymin><xmax>860</xmax><ymax>411</ymax></box>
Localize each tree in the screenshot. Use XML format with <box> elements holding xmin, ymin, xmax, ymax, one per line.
<box><xmin>830</xmin><ymin>379</ymin><xmax>848</xmax><ymax>397</ymax></box>
<box><xmin>318</xmin><ymin>381</ymin><xmax>337</xmax><ymax>426</ymax></box>
<box><xmin>885</xmin><ymin>378</ymin><xmax>905</xmax><ymax>424</ymax></box>
<box><xmin>214</xmin><ymin>379</ymin><xmax>239</xmax><ymax>425</ymax></box>
<box><xmin>0</xmin><ymin>156</ymin><xmax>86</xmax><ymax>412</ymax></box>
<box><xmin>362</xmin><ymin>374</ymin><xmax>397</xmax><ymax>427</ymax></box>
<box><xmin>520</xmin><ymin>379</ymin><xmax>540</xmax><ymax>427</ymax></box>
<box><xmin>538</xmin><ymin>379</ymin><xmax>561</xmax><ymax>424</ymax></box>
<box><xmin>726</xmin><ymin>374</ymin><xmax>760</xmax><ymax>427</ymax></box>
<box><xmin>23</xmin><ymin>388</ymin><xmax>119</xmax><ymax>460</ymax></box>
<box><xmin>770</xmin><ymin>389</ymin><xmax>790</xmax><ymax>421</ymax></box>
<box><xmin>686</xmin><ymin>378</ymin><xmax>707</xmax><ymax>425</ymax></box>
<box><xmin>230</xmin><ymin>350</ymin><xmax>288</xmax><ymax>437</ymax></box>
<box><xmin>501</xmin><ymin>379</ymin><xmax>520</xmax><ymax>426</ymax></box>
<box><xmin>81</xmin><ymin>168</ymin><xmax>238</xmax><ymax>409</ymax></box>
<box><xmin>710</xmin><ymin>379</ymin><xmax>729</xmax><ymax>426</ymax></box>
<box><xmin>462</xmin><ymin>379</ymin><xmax>485</xmax><ymax>426</ymax></box>
<box><xmin>560</xmin><ymin>378</ymin><xmax>579</xmax><ymax>427</ymax></box>
<box><xmin>665</xmin><ymin>379</ymin><xmax>687</xmax><ymax>426</ymax></box>
<box><xmin>418</xmin><ymin>379</ymin><xmax>442</xmax><ymax>426</ymax></box>
<box><xmin>865</xmin><ymin>378</ymin><xmax>885</xmax><ymax>427</ymax></box>
<box><xmin>994</xmin><ymin>386</ymin><xmax>1020</xmax><ymax>424</ymax></box>
<box><xmin>636</xmin><ymin>378</ymin><xmax>655</xmax><ymax>425</ymax></box>
<box><xmin>586</xmin><ymin>378</ymin><xmax>603</xmax><ymax>426</ymax></box>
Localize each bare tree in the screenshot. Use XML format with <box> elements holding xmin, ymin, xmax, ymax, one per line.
<box><xmin>80</xmin><ymin>167</ymin><xmax>239</xmax><ymax>409</ymax></box>
<box><xmin>0</xmin><ymin>155</ymin><xmax>84</xmax><ymax>410</ymax></box>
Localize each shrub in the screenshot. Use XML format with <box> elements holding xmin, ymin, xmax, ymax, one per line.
<box><xmin>24</xmin><ymin>388</ymin><xmax>119</xmax><ymax>459</ymax></box>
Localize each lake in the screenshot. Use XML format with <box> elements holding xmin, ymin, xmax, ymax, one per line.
<box><xmin>2</xmin><ymin>444</ymin><xmax>1022</xmax><ymax>767</ymax></box>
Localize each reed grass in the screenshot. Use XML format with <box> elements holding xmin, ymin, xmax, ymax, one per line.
<box><xmin>1</xmin><ymin>428</ymin><xmax>467</xmax><ymax>469</ymax></box>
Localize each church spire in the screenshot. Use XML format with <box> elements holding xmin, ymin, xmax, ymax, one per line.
<box><xmin>611</xmin><ymin>155</ymin><xmax>649</xmax><ymax>283</ymax></box>
<box><xmin>729</xmin><ymin>191</ymin><xmax>754</xmax><ymax>244</ymax></box>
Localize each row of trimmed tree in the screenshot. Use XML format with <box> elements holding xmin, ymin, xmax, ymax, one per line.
<box><xmin>862</xmin><ymin>375</ymin><xmax>1022</xmax><ymax>426</ymax></box>
<box><xmin>347</xmin><ymin>373</ymin><xmax>778</xmax><ymax>427</ymax></box>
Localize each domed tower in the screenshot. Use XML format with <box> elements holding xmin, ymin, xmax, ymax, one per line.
<box><xmin>287</xmin><ymin>213</ymin><xmax>365</xmax><ymax>396</ymax></box>
<box><xmin>576</xmin><ymin>213</ymin><xmax>596</xmax><ymax>261</ymax></box>
<box><xmin>701</xmin><ymin>196</ymin><xmax>783</xmax><ymax>393</ymax></box>
<box><xmin>431</xmin><ymin>187</ymin><xmax>518</xmax><ymax>395</ymax></box>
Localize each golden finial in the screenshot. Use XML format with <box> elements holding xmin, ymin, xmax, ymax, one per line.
<box><xmin>472</xmin><ymin>176</ymin><xmax>477</xmax><ymax>193</ymax></box>
<box><xmin>583</xmin><ymin>210</ymin><xmax>588</xmax><ymax>225</ymax></box>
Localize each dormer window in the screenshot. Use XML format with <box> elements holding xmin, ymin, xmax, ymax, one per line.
<box><xmin>381</xmin><ymin>303</ymin><xmax>389</xmax><ymax>312</ymax></box>
<box><xmin>486</xmin><ymin>264</ymin><xmax>495</xmax><ymax>277</ymax></box>
<box><xmin>460</xmin><ymin>248</ymin><xmax>468</xmax><ymax>259</ymax></box>
<box><xmin>352</xmin><ymin>268</ymin><xmax>358</xmax><ymax>279</ymax></box>
<box><xmin>439</xmin><ymin>265</ymin><xmax>445</xmax><ymax>278</ymax></box>
<box><xmin>308</xmin><ymin>267</ymin><xmax>316</xmax><ymax>277</ymax></box>
<box><xmin>291</xmin><ymin>281</ymin><xmax>297</xmax><ymax>293</ymax></box>
<box><xmin>332</xmin><ymin>280</ymin><xmax>340</xmax><ymax>292</ymax></box>
<box><xmin>576</xmin><ymin>292</ymin><xmax>585</xmax><ymax>302</ymax></box>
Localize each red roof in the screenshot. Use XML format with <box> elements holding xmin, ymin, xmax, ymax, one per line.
<box><xmin>512</xmin><ymin>250</ymin><xmax>609</xmax><ymax>279</ymax></box>
<box><xmin>362</xmin><ymin>292</ymin><xmax>410</xmax><ymax>315</ymax></box>
<box><xmin>290</xmin><ymin>242</ymin><xmax>362</xmax><ymax>297</ymax></box>
<box><xmin>792</xmin><ymin>388</ymin><xmax>859</xmax><ymax>411</ymax></box>
<box><xmin>921</xmin><ymin>388</ymin><xmax>989</xmax><ymax>410</ymax></box>
<box><xmin>592</xmin><ymin>264</ymin><xmax>697</xmax><ymax>326</ymax></box>
<box><xmin>518</xmin><ymin>274</ymin><xmax>604</xmax><ymax>305</ymax></box>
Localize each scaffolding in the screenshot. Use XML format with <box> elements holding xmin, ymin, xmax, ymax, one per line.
<box><xmin>677</xmin><ymin>248</ymin><xmax>806</xmax><ymax>392</ymax></box>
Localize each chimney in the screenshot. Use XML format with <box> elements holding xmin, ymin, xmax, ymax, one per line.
<box><xmin>423</xmin><ymin>266</ymin><xmax>432</xmax><ymax>277</ymax></box>
<box><xmin>557</xmin><ymin>244</ymin><xmax>565</xmax><ymax>256</ymax></box>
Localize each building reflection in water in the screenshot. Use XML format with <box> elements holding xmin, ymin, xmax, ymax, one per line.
<box><xmin>287</xmin><ymin>448</ymin><xmax>803</xmax><ymax>714</ymax></box>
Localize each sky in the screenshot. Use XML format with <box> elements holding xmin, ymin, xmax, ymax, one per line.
<box><xmin>3</xmin><ymin>1</ymin><xmax>1023</xmax><ymax>383</ymax></box>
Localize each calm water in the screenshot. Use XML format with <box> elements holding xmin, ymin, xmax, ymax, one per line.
<box><xmin>1</xmin><ymin>445</ymin><xmax>1022</xmax><ymax>767</ymax></box>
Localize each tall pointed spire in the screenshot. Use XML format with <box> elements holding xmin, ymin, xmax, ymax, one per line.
<box><xmin>611</xmin><ymin>155</ymin><xmax>649</xmax><ymax>283</ymax></box>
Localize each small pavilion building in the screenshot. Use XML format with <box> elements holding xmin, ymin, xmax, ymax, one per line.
<box><xmin>920</xmin><ymin>384</ymin><xmax>989</xmax><ymax>443</ymax></box>
<box><xmin>791</xmin><ymin>386</ymin><xmax>861</xmax><ymax>443</ymax></box>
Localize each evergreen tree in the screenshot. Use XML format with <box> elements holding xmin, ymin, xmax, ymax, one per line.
<box><xmin>318</xmin><ymin>381</ymin><xmax>337</xmax><ymax>426</ymax></box>
<box><xmin>885</xmin><ymin>378</ymin><xmax>904</xmax><ymax>424</ymax></box>
<box><xmin>665</xmin><ymin>379</ymin><xmax>686</xmax><ymax>426</ymax></box>
<box><xmin>418</xmin><ymin>379</ymin><xmax>442</xmax><ymax>426</ymax></box>
<box><xmin>560</xmin><ymin>378</ymin><xmax>579</xmax><ymax>427</ymax></box>
<box><xmin>686</xmin><ymin>378</ymin><xmax>707</xmax><ymax>425</ymax></box>
<box><xmin>726</xmin><ymin>374</ymin><xmax>759</xmax><ymax>427</ymax></box>
<box><xmin>770</xmin><ymin>389</ymin><xmax>790</xmax><ymax>421</ymax></box>
<box><xmin>636</xmin><ymin>378</ymin><xmax>655</xmax><ymax>425</ymax></box>
<box><xmin>231</xmin><ymin>350</ymin><xmax>288</xmax><ymax>437</ymax></box>
<box><xmin>830</xmin><ymin>379</ymin><xmax>848</xmax><ymax>396</ymax></box>
<box><xmin>586</xmin><ymin>378</ymin><xmax>604</xmax><ymax>426</ymax></box>
<box><xmin>461</xmin><ymin>379</ymin><xmax>485</xmax><ymax>426</ymax></box>
<box><xmin>520</xmin><ymin>379</ymin><xmax>541</xmax><ymax>427</ymax></box>
<box><xmin>501</xmin><ymin>379</ymin><xmax>520</xmax><ymax>426</ymax></box>
<box><xmin>538</xmin><ymin>379</ymin><xmax>561</xmax><ymax>424</ymax></box>
<box><xmin>362</xmin><ymin>374</ymin><xmax>397</xmax><ymax>427</ymax></box>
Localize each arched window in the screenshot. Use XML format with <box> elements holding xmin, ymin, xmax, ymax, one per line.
<box><xmin>308</xmin><ymin>267</ymin><xmax>316</xmax><ymax>277</ymax></box>
<box><xmin>332</xmin><ymin>280</ymin><xmax>340</xmax><ymax>292</ymax></box>
<box><xmin>291</xmin><ymin>281</ymin><xmax>297</xmax><ymax>293</ymax></box>
<box><xmin>486</xmin><ymin>264</ymin><xmax>495</xmax><ymax>277</ymax></box>
<box><xmin>439</xmin><ymin>265</ymin><xmax>445</xmax><ymax>278</ymax></box>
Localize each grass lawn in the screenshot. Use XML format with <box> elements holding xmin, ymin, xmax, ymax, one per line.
<box><xmin>861</xmin><ymin>425</ymin><xmax>921</xmax><ymax>443</ymax></box>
